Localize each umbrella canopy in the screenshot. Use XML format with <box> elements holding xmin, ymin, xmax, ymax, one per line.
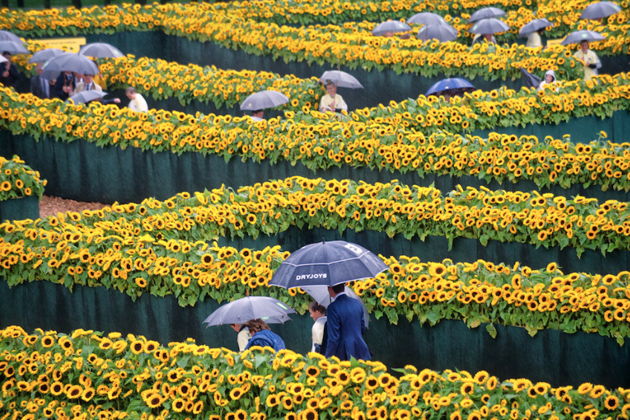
<box><xmin>41</xmin><ymin>53</ymin><xmax>99</xmax><ymax>80</ymax></box>
<box><xmin>0</xmin><ymin>30</ymin><xmax>23</xmax><ymax>44</ymax></box>
<box><xmin>561</xmin><ymin>30</ymin><xmax>605</xmax><ymax>45</ymax></box>
<box><xmin>519</xmin><ymin>68</ymin><xmax>542</xmax><ymax>88</ymax></box>
<box><xmin>29</xmin><ymin>48</ymin><xmax>66</xmax><ymax>64</ymax></box>
<box><xmin>372</xmin><ymin>20</ymin><xmax>412</xmax><ymax>36</ymax></box>
<box><xmin>301</xmin><ymin>285</ymin><xmax>369</xmax><ymax>327</ymax></box>
<box><xmin>79</xmin><ymin>42</ymin><xmax>124</xmax><ymax>58</ymax></box>
<box><xmin>469</xmin><ymin>18</ymin><xmax>510</xmax><ymax>35</ymax></box>
<box><xmin>68</xmin><ymin>90</ymin><xmax>108</xmax><ymax>104</ymax></box>
<box><xmin>426</xmin><ymin>77</ymin><xmax>475</xmax><ymax>96</ymax></box>
<box><xmin>0</xmin><ymin>40</ymin><xmax>29</xmax><ymax>55</ymax></box>
<box><xmin>270</xmin><ymin>241</ymin><xmax>389</xmax><ymax>289</ymax></box>
<box><xmin>320</xmin><ymin>70</ymin><xmax>363</xmax><ymax>89</ymax></box>
<box><xmin>408</xmin><ymin>12</ymin><xmax>445</xmax><ymax>26</ymax></box>
<box><xmin>519</xmin><ymin>18</ymin><xmax>553</xmax><ymax>37</ymax></box>
<box><xmin>203</xmin><ymin>296</ymin><xmax>296</xmax><ymax>326</ymax></box>
<box><xmin>240</xmin><ymin>90</ymin><xmax>289</xmax><ymax>111</ymax></box>
<box><xmin>417</xmin><ymin>22</ymin><xmax>458</xmax><ymax>42</ymax></box>
<box><xmin>580</xmin><ymin>1</ymin><xmax>621</xmax><ymax>19</ymax></box>
<box><xmin>469</xmin><ymin>7</ymin><xmax>506</xmax><ymax>23</ymax></box>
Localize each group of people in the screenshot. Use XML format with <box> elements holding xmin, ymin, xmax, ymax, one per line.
<box><xmin>230</xmin><ymin>283</ymin><xmax>372</xmax><ymax>361</ymax></box>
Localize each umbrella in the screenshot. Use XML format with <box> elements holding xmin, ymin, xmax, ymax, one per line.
<box><xmin>0</xmin><ymin>40</ymin><xmax>29</xmax><ymax>55</ymax></box>
<box><xmin>269</xmin><ymin>240</ymin><xmax>389</xmax><ymax>289</ymax></box>
<box><xmin>372</xmin><ymin>20</ymin><xmax>412</xmax><ymax>36</ymax></box>
<box><xmin>29</xmin><ymin>48</ymin><xmax>66</xmax><ymax>64</ymax></box>
<box><xmin>41</xmin><ymin>53</ymin><xmax>99</xmax><ymax>80</ymax></box>
<box><xmin>68</xmin><ymin>90</ymin><xmax>108</xmax><ymax>104</ymax></box>
<box><xmin>518</xmin><ymin>18</ymin><xmax>553</xmax><ymax>37</ymax></box>
<box><xmin>469</xmin><ymin>18</ymin><xmax>510</xmax><ymax>35</ymax></box>
<box><xmin>0</xmin><ymin>30</ymin><xmax>23</xmax><ymax>44</ymax></box>
<box><xmin>417</xmin><ymin>22</ymin><xmax>458</xmax><ymax>42</ymax></box>
<box><xmin>580</xmin><ymin>1</ymin><xmax>621</xmax><ymax>19</ymax></box>
<box><xmin>561</xmin><ymin>30</ymin><xmax>605</xmax><ymax>45</ymax></box>
<box><xmin>240</xmin><ymin>90</ymin><xmax>289</xmax><ymax>111</ymax></box>
<box><xmin>79</xmin><ymin>42</ymin><xmax>124</xmax><ymax>58</ymax></box>
<box><xmin>408</xmin><ymin>12</ymin><xmax>445</xmax><ymax>26</ymax></box>
<box><xmin>301</xmin><ymin>285</ymin><xmax>370</xmax><ymax>327</ymax></box>
<box><xmin>203</xmin><ymin>296</ymin><xmax>296</xmax><ymax>326</ymax></box>
<box><xmin>426</xmin><ymin>77</ymin><xmax>475</xmax><ymax>96</ymax></box>
<box><xmin>469</xmin><ymin>7</ymin><xmax>506</xmax><ymax>23</ymax></box>
<box><xmin>519</xmin><ymin>68</ymin><xmax>542</xmax><ymax>88</ymax></box>
<box><xmin>320</xmin><ymin>70</ymin><xmax>363</xmax><ymax>89</ymax></box>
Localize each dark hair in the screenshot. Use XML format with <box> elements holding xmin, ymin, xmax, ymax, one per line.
<box><xmin>309</xmin><ymin>301</ymin><xmax>326</xmax><ymax>315</ymax></box>
<box><xmin>244</xmin><ymin>319</ymin><xmax>270</xmax><ymax>334</ymax></box>
<box><xmin>252</xmin><ymin>109</ymin><xmax>263</xmax><ymax>114</ymax></box>
<box><xmin>331</xmin><ymin>283</ymin><xmax>345</xmax><ymax>294</ymax></box>
<box><xmin>125</xmin><ymin>87</ymin><xmax>137</xmax><ymax>95</ymax></box>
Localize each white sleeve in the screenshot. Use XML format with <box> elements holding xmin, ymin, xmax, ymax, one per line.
<box><xmin>237</xmin><ymin>327</ymin><xmax>250</xmax><ymax>352</ymax></box>
<box><xmin>137</xmin><ymin>94</ymin><xmax>149</xmax><ymax>112</ymax></box>
<box><xmin>337</xmin><ymin>95</ymin><xmax>348</xmax><ymax>111</ymax></box>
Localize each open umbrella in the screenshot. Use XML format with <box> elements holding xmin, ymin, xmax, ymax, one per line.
<box><xmin>408</xmin><ymin>12</ymin><xmax>445</xmax><ymax>26</ymax></box>
<box><xmin>29</xmin><ymin>48</ymin><xmax>66</xmax><ymax>64</ymax></box>
<box><xmin>519</xmin><ymin>18</ymin><xmax>553</xmax><ymax>37</ymax></box>
<box><xmin>469</xmin><ymin>7</ymin><xmax>506</xmax><ymax>23</ymax></box>
<box><xmin>580</xmin><ymin>1</ymin><xmax>621</xmax><ymax>19</ymax></box>
<box><xmin>561</xmin><ymin>30</ymin><xmax>605</xmax><ymax>45</ymax></box>
<box><xmin>270</xmin><ymin>240</ymin><xmax>389</xmax><ymax>289</ymax></box>
<box><xmin>41</xmin><ymin>53</ymin><xmax>99</xmax><ymax>80</ymax></box>
<box><xmin>426</xmin><ymin>77</ymin><xmax>475</xmax><ymax>96</ymax></box>
<box><xmin>203</xmin><ymin>296</ymin><xmax>296</xmax><ymax>326</ymax></box>
<box><xmin>469</xmin><ymin>18</ymin><xmax>510</xmax><ymax>35</ymax></box>
<box><xmin>0</xmin><ymin>30</ymin><xmax>23</xmax><ymax>44</ymax></box>
<box><xmin>240</xmin><ymin>90</ymin><xmax>289</xmax><ymax>111</ymax></box>
<box><xmin>417</xmin><ymin>22</ymin><xmax>458</xmax><ymax>42</ymax></box>
<box><xmin>301</xmin><ymin>285</ymin><xmax>369</xmax><ymax>327</ymax></box>
<box><xmin>519</xmin><ymin>68</ymin><xmax>542</xmax><ymax>88</ymax></box>
<box><xmin>0</xmin><ymin>40</ymin><xmax>29</xmax><ymax>55</ymax></box>
<box><xmin>372</xmin><ymin>20</ymin><xmax>411</xmax><ymax>36</ymax></box>
<box><xmin>320</xmin><ymin>70</ymin><xmax>363</xmax><ymax>89</ymax></box>
<box><xmin>79</xmin><ymin>42</ymin><xmax>124</xmax><ymax>58</ymax></box>
<box><xmin>68</xmin><ymin>90</ymin><xmax>108</xmax><ymax>104</ymax></box>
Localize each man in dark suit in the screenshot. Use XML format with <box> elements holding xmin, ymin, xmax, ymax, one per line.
<box><xmin>324</xmin><ymin>283</ymin><xmax>371</xmax><ymax>360</ymax></box>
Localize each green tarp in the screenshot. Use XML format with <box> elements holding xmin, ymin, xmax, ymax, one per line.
<box><xmin>0</xmin><ymin>280</ymin><xmax>627</xmax><ymax>388</ymax></box>
<box><xmin>0</xmin><ymin>196</ymin><xmax>39</xmax><ymax>222</ymax></box>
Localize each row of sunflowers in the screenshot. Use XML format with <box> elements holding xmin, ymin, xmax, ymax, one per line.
<box><xmin>0</xmin><ymin>155</ymin><xmax>46</xmax><ymax>202</ymax></box>
<box><xmin>0</xmin><ymin>325</ymin><xmax>628</xmax><ymax>419</ymax></box>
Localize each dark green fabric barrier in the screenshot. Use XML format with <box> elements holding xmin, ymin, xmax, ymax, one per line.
<box><xmin>1</xmin><ymin>133</ymin><xmax>627</xmax><ymax>207</ymax></box>
<box><xmin>0</xmin><ymin>196</ymin><xmax>39</xmax><ymax>222</ymax></box>
<box><xmin>0</xmin><ymin>281</ymin><xmax>627</xmax><ymax>388</ymax></box>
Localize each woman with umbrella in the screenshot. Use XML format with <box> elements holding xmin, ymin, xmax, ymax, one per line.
<box><xmin>243</xmin><ymin>319</ymin><xmax>286</xmax><ymax>351</ymax></box>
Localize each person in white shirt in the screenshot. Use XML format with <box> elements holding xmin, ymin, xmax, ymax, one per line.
<box><xmin>573</xmin><ymin>40</ymin><xmax>601</xmax><ymax>81</ymax></box>
<box><xmin>125</xmin><ymin>86</ymin><xmax>148</xmax><ymax>112</ymax></box>
<box><xmin>319</xmin><ymin>81</ymin><xmax>348</xmax><ymax>113</ymax></box>
<box><xmin>526</xmin><ymin>29</ymin><xmax>543</xmax><ymax>48</ymax></box>
<box><xmin>537</xmin><ymin>69</ymin><xmax>558</xmax><ymax>91</ymax></box>
<box><xmin>230</xmin><ymin>324</ymin><xmax>251</xmax><ymax>352</ymax></box>
<box><xmin>250</xmin><ymin>110</ymin><xmax>264</xmax><ymax>121</ymax></box>
<box><xmin>309</xmin><ymin>301</ymin><xmax>327</xmax><ymax>353</ymax></box>
<box><xmin>74</xmin><ymin>74</ymin><xmax>102</xmax><ymax>94</ymax></box>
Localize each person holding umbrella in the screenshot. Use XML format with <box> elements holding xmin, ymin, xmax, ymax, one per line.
<box><xmin>574</xmin><ymin>40</ymin><xmax>601</xmax><ymax>80</ymax></box>
<box><xmin>319</xmin><ymin>80</ymin><xmax>348</xmax><ymax>113</ymax></box>
<box><xmin>0</xmin><ymin>52</ymin><xmax>22</xmax><ymax>90</ymax></box>
<box><xmin>325</xmin><ymin>282</ymin><xmax>371</xmax><ymax>360</ymax></box>
<box><xmin>243</xmin><ymin>319</ymin><xmax>286</xmax><ymax>351</ymax></box>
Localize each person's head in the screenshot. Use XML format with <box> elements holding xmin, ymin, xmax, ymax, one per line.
<box><xmin>327</xmin><ymin>283</ymin><xmax>346</xmax><ymax>298</ymax></box>
<box><xmin>244</xmin><ymin>319</ymin><xmax>270</xmax><ymax>334</ymax></box>
<box><xmin>309</xmin><ymin>302</ymin><xmax>326</xmax><ymax>321</ymax></box>
<box><xmin>324</xmin><ymin>80</ymin><xmax>337</xmax><ymax>96</ymax></box>
<box><xmin>2</xmin><ymin>51</ymin><xmax>11</xmax><ymax>61</ymax></box>
<box><xmin>483</xmin><ymin>34</ymin><xmax>493</xmax><ymax>42</ymax></box>
<box><xmin>544</xmin><ymin>70</ymin><xmax>556</xmax><ymax>83</ymax></box>
<box><xmin>252</xmin><ymin>109</ymin><xmax>264</xmax><ymax>119</ymax></box>
<box><xmin>230</xmin><ymin>323</ymin><xmax>242</xmax><ymax>333</ymax></box>
<box><xmin>125</xmin><ymin>87</ymin><xmax>137</xmax><ymax>100</ymax></box>
<box><xmin>83</xmin><ymin>74</ymin><xmax>94</xmax><ymax>83</ymax></box>
<box><xmin>580</xmin><ymin>40</ymin><xmax>589</xmax><ymax>52</ymax></box>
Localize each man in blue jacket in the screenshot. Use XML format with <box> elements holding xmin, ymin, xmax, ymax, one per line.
<box><xmin>325</xmin><ymin>283</ymin><xmax>371</xmax><ymax>360</ymax></box>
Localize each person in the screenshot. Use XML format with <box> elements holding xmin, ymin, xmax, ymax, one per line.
<box><xmin>230</xmin><ymin>323</ymin><xmax>251</xmax><ymax>352</ymax></box>
<box><xmin>472</xmin><ymin>33</ymin><xmax>496</xmax><ymax>45</ymax></box>
<box><xmin>53</xmin><ymin>71</ymin><xmax>75</xmax><ymax>100</ymax></box>
<box><xmin>126</xmin><ymin>87</ymin><xmax>148</xmax><ymax>112</ymax></box>
<box><xmin>74</xmin><ymin>74</ymin><xmax>102</xmax><ymax>94</ymax></box>
<box><xmin>30</xmin><ymin>63</ymin><xmax>53</xmax><ymax>99</ymax></box>
<box><xmin>573</xmin><ymin>40</ymin><xmax>601</xmax><ymax>81</ymax></box>
<box><xmin>537</xmin><ymin>70</ymin><xmax>558</xmax><ymax>91</ymax></box>
<box><xmin>309</xmin><ymin>302</ymin><xmax>327</xmax><ymax>353</ymax></box>
<box><xmin>250</xmin><ymin>110</ymin><xmax>264</xmax><ymax>121</ymax></box>
<box><xmin>324</xmin><ymin>283</ymin><xmax>371</xmax><ymax>360</ymax></box>
<box><xmin>0</xmin><ymin>52</ymin><xmax>22</xmax><ymax>89</ymax></box>
<box><xmin>243</xmin><ymin>319</ymin><xmax>286</xmax><ymax>351</ymax></box>
<box><xmin>526</xmin><ymin>29</ymin><xmax>543</xmax><ymax>48</ymax></box>
<box><xmin>319</xmin><ymin>81</ymin><xmax>348</xmax><ymax>113</ymax></box>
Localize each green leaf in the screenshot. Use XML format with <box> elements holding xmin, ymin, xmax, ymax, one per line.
<box><xmin>485</xmin><ymin>323</ymin><xmax>497</xmax><ymax>339</ymax></box>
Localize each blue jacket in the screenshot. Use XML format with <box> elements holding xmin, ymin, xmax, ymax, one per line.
<box><xmin>244</xmin><ymin>330</ymin><xmax>286</xmax><ymax>352</ymax></box>
<box><xmin>325</xmin><ymin>294</ymin><xmax>371</xmax><ymax>360</ymax></box>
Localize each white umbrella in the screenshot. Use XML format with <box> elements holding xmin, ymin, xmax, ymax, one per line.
<box><xmin>301</xmin><ymin>285</ymin><xmax>369</xmax><ymax>327</ymax></box>
<box><xmin>408</xmin><ymin>12</ymin><xmax>445</xmax><ymax>26</ymax></box>
<box><xmin>203</xmin><ymin>296</ymin><xmax>296</xmax><ymax>326</ymax></box>
<box><xmin>580</xmin><ymin>1</ymin><xmax>621</xmax><ymax>19</ymax></box>
<box><xmin>518</xmin><ymin>18</ymin><xmax>553</xmax><ymax>37</ymax></box>
<box><xmin>561</xmin><ymin>30</ymin><xmax>606</xmax><ymax>45</ymax></box>
<box><xmin>417</xmin><ymin>22</ymin><xmax>459</xmax><ymax>42</ymax></box>
<box><xmin>0</xmin><ymin>30</ymin><xmax>23</xmax><ymax>44</ymax></box>
<box><xmin>79</xmin><ymin>42</ymin><xmax>124</xmax><ymax>58</ymax></box>
<box><xmin>68</xmin><ymin>90</ymin><xmax>108</xmax><ymax>104</ymax></box>
<box><xmin>29</xmin><ymin>48</ymin><xmax>66</xmax><ymax>64</ymax></box>
<box><xmin>469</xmin><ymin>7</ymin><xmax>506</xmax><ymax>23</ymax></box>
<box><xmin>240</xmin><ymin>90</ymin><xmax>289</xmax><ymax>111</ymax></box>
<box><xmin>469</xmin><ymin>18</ymin><xmax>510</xmax><ymax>35</ymax></box>
<box><xmin>372</xmin><ymin>20</ymin><xmax>412</xmax><ymax>36</ymax></box>
<box><xmin>0</xmin><ymin>40</ymin><xmax>29</xmax><ymax>55</ymax></box>
<box><xmin>320</xmin><ymin>70</ymin><xmax>363</xmax><ymax>89</ymax></box>
<box><xmin>41</xmin><ymin>53</ymin><xmax>99</xmax><ymax>80</ymax></box>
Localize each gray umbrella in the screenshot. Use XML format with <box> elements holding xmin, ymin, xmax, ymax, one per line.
<box><xmin>580</xmin><ymin>1</ymin><xmax>621</xmax><ymax>19</ymax></box>
<box><xmin>372</xmin><ymin>20</ymin><xmax>412</xmax><ymax>36</ymax></box>
<box><xmin>240</xmin><ymin>90</ymin><xmax>289</xmax><ymax>111</ymax></box>
<box><xmin>79</xmin><ymin>42</ymin><xmax>124</xmax><ymax>58</ymax></box>
<box><xmin>519</xmin><ymin>18</ymin><xmax>553</xmax><ymax>37</ymax></box>
<box><xmin>320</xmin><ymin>70</ymin><xmax>363</xmax><ymax>89</ymax></box>
<box><xmin>41</xmin><ymin>53</ymin><xmax>99</xmax><ymax>80</ymax></box>
<box><xmin>408</xmin><ymin>12</ymin><xmax>445</xmax><ymax>26</ymax></box>
<box><xmin>0</xmin><ymin>30</ymin><xmax>23</xmax><ymax>44</ymax></box>
<box><xmin>469</xmin><ymin>7</ymin><xmax>506</xmax><ymax>23</ymax></box>
<box><xmin>561</xmin><ymin>30</ymin><xmax>605</xmax><ymax>45</ymax></box>
<box><xmin>417</xmin><ymin>22</ymin><xmax>458</xmax><ymax>42</ymax></box>
<box><xmin>29</xmin><ymin>48</ymin><xmax>66</xmax><ymax>64</ymax></box>
<box><xmin>203</xmin><ymin>296</ymin><xmax>296</xmax><ymax>326</ymax></box>
<box><xmin>0</xmin><ymin>40</ymin><xmax>29</xmax><ymax>55</ymax></box>
<box><xmin>68</xmin><ymin>90</ymin><xmax>108</xmax><ymax>104</ymax></box>
<box><xmin>469</xmin><ymin>18</ymin><xmax>510</xmax><ymax>35</ymax></box>
<box><xmin>300</xmin><ymin>285</ymin><xmax>369</xmax><ymax>327</ymax></box>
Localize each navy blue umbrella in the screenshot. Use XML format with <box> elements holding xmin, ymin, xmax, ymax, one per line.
<box><xmin>269</xmin><ymin>241</ymin><xmax>388</xmax><ymax>289</ymax></box>
<box><xmin>426</xmin><ymin>78</ymin><xmax>475</xmax><ymax>96</ymax></box>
